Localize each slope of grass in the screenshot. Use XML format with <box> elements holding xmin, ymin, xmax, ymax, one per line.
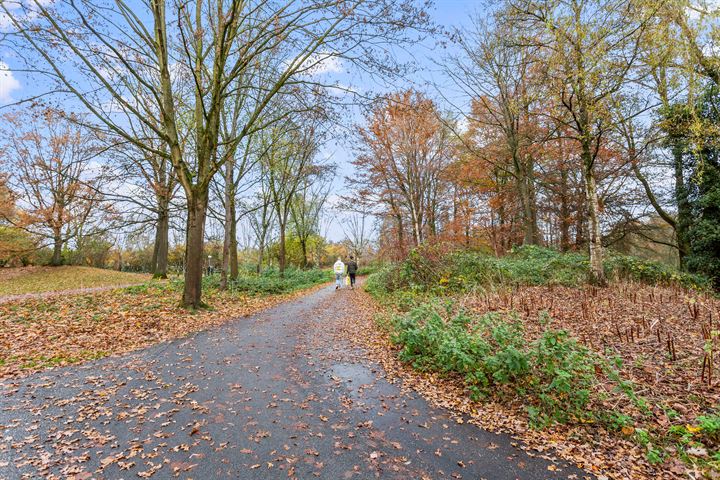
<box><xmin>0</xmin><ymin>266</ymin><xmax>151</xmax><ymax>296</ymax></box>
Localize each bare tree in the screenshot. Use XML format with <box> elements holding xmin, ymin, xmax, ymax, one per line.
<box><xmin>341</xmin><ymin>207</ymin><xmax>373</xmax><ymax>263</ymax></box>
<box><xmin>264</xmin><ymin>119</ymin><xmax>323</xmax><ymax>275</ymax></box>
<box><xmin>247</xmin><ymin>164</ymin><xmax>276</xmax><ymax>274</ymax></box>
<box><xmin>444</xmin><ymin>14</ymin><xmax>542</xmax><ymax>245</ymax></box>
<box><xmin>291</xmin><ymin>165</ymin><xmax>334</xmax><ymax>268</ymax></box>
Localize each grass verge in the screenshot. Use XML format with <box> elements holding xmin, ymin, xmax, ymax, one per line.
<box><xmin>0</xmin><ymin>266</ymin><xmax>150</xmax><ymax>296</ymax></box>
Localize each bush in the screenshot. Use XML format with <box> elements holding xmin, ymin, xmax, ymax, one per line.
<box><xmin>204</xmin><ymin>267</ymin><xmax>332</xmax><ymax>296</ymax></box>
<box><xmin>498</xmin><ymin>245</ymin><xmax>590</xmax><ymax>286</ymax></box>
<box><xmin>604</xmin><ymin>253</ymin><xmax>710</xmax><ymax>290</ymax></box>
<box><xmin>356</xmin><ymin>263</ymin><xmax>383</xmax><ymax>276</ymax></box>
<box><xmin>697</xmin><ymin>414</ymin><xmax>720</xmax><ymax>445</ymax></box>
<box><xmin>528</xmin><ymin>325</ymin><xmax>596</xmax><ymax>425</ymax></box>
<box><xmin>365</xmin><ymin>265</ymin><xmax>405</xmax><ymax>298</ymax></box>
<box><xmin>390</xmin><ymin>301</ymin><xmax>617</xmax><ymax>427</ymax></box>
<box><xmin>366</xmin><ymin>245</ymin><xmax>711</xmax><ymax>297</ymax></box>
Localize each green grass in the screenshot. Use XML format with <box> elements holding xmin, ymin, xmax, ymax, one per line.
<box><xmin>149</xmin><ymin>267</ymin><xmax>333</xmax><ymax>297</ymax></box>
<box><xmin>221</xmin><ymin>268</ymin><xmax>332</xmax><ymax>295</ymax></box>
<box><xmin>12</xmin><ymin>350</ymin><xmax>109</xmax><ymax>370</ymax></box>
<box><xmin>0</xmin><ymin>266</ymin><xmax>151</xmax><ymax>296</ymax></box>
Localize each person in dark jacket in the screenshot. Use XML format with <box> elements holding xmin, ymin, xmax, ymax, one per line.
<box><xmin>346</xmin><ymin>256</ymin><xmax>358</xmax><ymax>289</ymax></box>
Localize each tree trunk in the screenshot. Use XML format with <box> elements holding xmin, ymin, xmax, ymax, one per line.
<box><xmin>153</xmin><ymin>206</ymin><xmax>169</xmax><ymax>279</ymax></box>
<box><xmin>527</xmin><ymin>157</ymin><xmax>541</xmax><ymax>245</ymax></box>
<box><xmin>183</xmin><ymin>193</ymin><xmax>208</xmax><ymax>308</ymax></box>
<box><xmin>50</xmin><ymin>232</ymin><xmax>63</xmax><ymax>266</ymax></box>
<box><xmin>220</xmin><ymin>160</ymin><xmax>235</xmax><ymax>290</ymax></box>
<box><xmin>300</xmin><ymin>238</ymin><xmax>308</xmax><ymax>269</ymax></box>
<box><xmin>257</xmin><ymin>244</ymin><xmax>264</xmax><ymax>274</ymax></box>
<box><xmin>278</xmin><ymin>223</ymin><xmax>286</xmax><ymax>277</ymax></box>
<box><xmin>582</xmin><ymin>146</ymin><xmax>607</xmax><ymax>286</ymax></box>
<box><xmin>517</xmin><ymin>174</ymin><xmax>535</xmax><ymax>246</ymax></box>
<box><xmin>150</xmin><ymin>228</ymin><xmax>159</xmax><ymax>274</ymax></box>
<box><xmin>395</xmin><ymin>213</ymin><xmax>405</xmax><ymax>259</ymax></box>
<box><xmin>559</xmin><ymin>166</ymin><xmax>571</xmax><ymax>252</ymax></box>
<box><xmin>673</xmin><ymin>143</ymin><xmax>691</xmax><ymax>268</ymax></box>
<box><xmin>230</xmin><ymin>203</ymin><xmax>238</xmax><ymax>280</ymax></box>
<box><xmin>410</xmin><ymin>206</ymin><xmax>422</xmax><ymax>246</ymax></box>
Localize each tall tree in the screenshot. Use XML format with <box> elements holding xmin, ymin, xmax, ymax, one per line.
<box><xmin>248</xmin><ymin>163</ymin><xmax>276</xmax><ymax>274</ymax></box>
<box><xmin>265</xmin><ymin>121</ymin><xmax>322</xmax><ymax>276</ymax></box>
<box><xmin>351</xmin><ymin>90</ymin><xmax>452</xmax><ymax>251</ymax></box>
<box><xmin>446</xmin><ymin>14</ymin><xmax>542</xmax><ymax>245</ymax></box>
<box><xmin>110</xmin><ymin>137</ymin><xmax>180</xmax><ymax>279</ymax></box>
<box><xmin>682</xmin><ymin>85</ymin><xmax>720</xmax><ymax>285</ymax></box>
<box><xmin>291</xmin><ymin>167</ymin><xmax>333</xmax><ymax>268</ymax></box>
<box><xmin>341</xmin><ymin>207</ymin><xmax>373</xmax><ymax>262</ymax></box>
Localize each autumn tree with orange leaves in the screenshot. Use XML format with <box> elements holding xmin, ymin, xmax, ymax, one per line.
<box><xmin>445</xmin><ymin>15</ymin><xmax>544</xmax><ymax>248</ymax></box>
<box><xmin>350</xmin><ymin>91</ymin><xmax>454</xmax><ymax>257</ymax></box>
<box><xmin>0</xmin><ymin>110</ymin><xmax>114</xmax><ymax>266</ymax></box>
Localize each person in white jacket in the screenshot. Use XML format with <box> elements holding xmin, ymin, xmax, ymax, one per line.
<box><xmin>333</xmin><ymin>257</ymin><xmax>345</xmax><ymax>290</ymax></box>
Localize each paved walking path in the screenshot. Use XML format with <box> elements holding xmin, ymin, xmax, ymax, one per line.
<box><xmin>0</xmin><ymin>285</ymin><xmax>590</xmax><ymax>479</ymax></box>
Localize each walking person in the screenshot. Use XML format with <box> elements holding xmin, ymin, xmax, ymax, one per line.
<box><xmin>346</xmin><ymin>255</ymin><xmax>358</xmax><ymax>289</ymax></box>
<box><xmin>333</xmin><ymin>256</ymin><xmax>345</xmax><ymax>290</ymax></box>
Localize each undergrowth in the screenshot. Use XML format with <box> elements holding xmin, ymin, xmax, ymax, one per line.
<box><xmin>126</xmin><ymin>267</ymin><xmax>331</xmax><ymax>297</ymax></box>
<box><xmin>366</xmin><ymin>245</ymin><xmax>710</xmax><ymax>300</ymax></box>
<box><xmin>389</xmin><ymin>301</ymin><xmax>637</xmax><ymax>428</ymax></box>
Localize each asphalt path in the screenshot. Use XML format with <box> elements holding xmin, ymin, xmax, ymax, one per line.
<box><xmin>0</xmin><ymin>284</ymin><xmax>591</xmax><ymax>479</ymax></box>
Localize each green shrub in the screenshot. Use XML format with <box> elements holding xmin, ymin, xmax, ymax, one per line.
<box><xmin>390</xmin><ymin>301</ymin><xmax>618</xmax><ymax>427</ymax></box>
<box><xmin>528</xmin><ymin>326</ymin><xmax>596</xmax><ymax>425</ymax></box>
<box><xmin>393</xmin><ymin>304</ymin><xmax>529</xmax><ymax>396</ymax></box>
<box><xmin>698</xmin><ymin>414</ymin><xmax>720</xmax><ymax>445</ymax></box>
<box><xmin>356</xmin><ymin>263</ymin><xmax>383</xmax><ymax>276</ymax></box>
<box><xmin>604</xmin><ymin>253</ymin><xmax>710</xmax><ymax>290</ymax></box>
<box><xmin>365</xmin><ymin>265</ymin><xmax>405</xmax><ymax>298</ymax></box>
<box><xmin>496</xmin><ymin>246</ymin><xmax>589</xmax><ymax>287</ymax></box>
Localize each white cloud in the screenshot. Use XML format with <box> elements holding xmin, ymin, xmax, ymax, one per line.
<box><xmin>301</xmin><ymin>52</ymin><xmax>343</xmax><ymax>76</ymax></box>
<box><xmin>1</xmin><ymin>0</ymin><xmax>56</xmax><ymax>32</ymax></box>
<box><xmin>0</xmin><ymin>2</ymin><xmax>20</xmax><ymax>30</ymax></box>
<box><xmin>456</xmin><ymin>115</ymin><xmax>470</xmax><ymax>134</ymax></box>
<box><xmin>0</xmin><ymin>61</ymin><xmax>20</xmax><ymax>103</ymax></box>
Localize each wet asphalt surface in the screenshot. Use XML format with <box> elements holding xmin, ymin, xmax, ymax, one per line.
<box><xmin>0</xmin><ymin>285</ymin><xmax>591</xmax><ymax>479</ymax></box>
